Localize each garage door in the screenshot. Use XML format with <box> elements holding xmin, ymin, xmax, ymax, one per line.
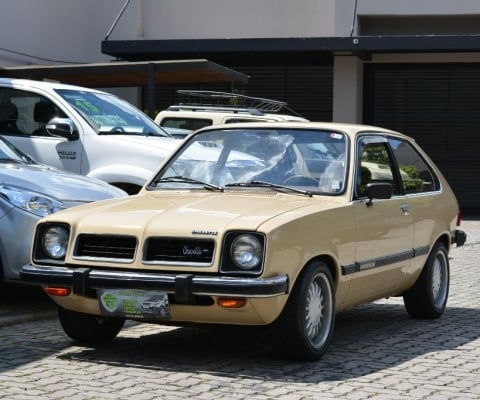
<box><xmin>364</xmin><ymin>63</ymin><xmax>480</xmax><ymax>215</ymax></box>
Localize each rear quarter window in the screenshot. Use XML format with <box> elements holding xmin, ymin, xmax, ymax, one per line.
<box><xmin>388</xmin><ymin>138</ymin><xmax>440</xmax><ymax>193</ymax></box>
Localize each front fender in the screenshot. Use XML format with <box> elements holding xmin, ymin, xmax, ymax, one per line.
<box><xmin>87</xmin><ymin>165</ymin><xmax>154</xmax><ymax>187</ymax></box>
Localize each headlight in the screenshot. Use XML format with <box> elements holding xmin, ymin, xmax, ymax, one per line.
<box><xmin>231</xmin><ymin>234</ymin><xmax>263</xmax><ymax>269</ymax></box>
<box><xmin>0</xmin><ymin>184</ymin><xmax>64</xmax><ymax>217</ymax></box>
<box><xmin>42</xmin><ymin>226</ymin><xmax>69</xmax><ymax>259</ymax></box>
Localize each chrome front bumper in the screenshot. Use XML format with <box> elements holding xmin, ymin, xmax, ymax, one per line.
<box><xmin>20</xmin><ymin>264</ymin><xmax>289</xmax><ymax>302</ymax></box>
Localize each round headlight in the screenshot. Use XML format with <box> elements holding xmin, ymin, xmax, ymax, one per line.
<box><xmin>231</xmin><ymin>234</ymin><xmax>263</xmax><ymax>269</ymax></box>
<box><xmin>42</xmin><ymin>226</ymin><xmax>69</xmax><ymax>259</ymax></box>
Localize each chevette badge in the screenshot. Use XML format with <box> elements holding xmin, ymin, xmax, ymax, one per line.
<box><xmin>182</xmin><ymin>246</ymin><xmax>204</xmax><ymax>256</ymax></box>
<box><xmin>192</xmin><ymin>229</ymin><xmax>218</xmax><ymax>235</ymax></box>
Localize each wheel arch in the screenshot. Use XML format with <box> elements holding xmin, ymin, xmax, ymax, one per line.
<box><xmin>294</xmin><ymin>254</ymin><xmax>339</xmax><ymax>291</ymax></box>
<box><xmin>434</xmin><ymin>232</ymin><xmax>451</xmax><ymax>254</ymax></box>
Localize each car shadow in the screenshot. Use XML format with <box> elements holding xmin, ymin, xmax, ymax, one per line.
<box><xmin>57</xmin><ymin>300</ymin><xmax>480</xmax><ymax>383</ymax></box>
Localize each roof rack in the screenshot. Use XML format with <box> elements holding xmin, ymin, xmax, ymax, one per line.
<box><xmin>175</xmin><ymin>90</ymin><xmax>287</xmax><ymax>113</ymax></box>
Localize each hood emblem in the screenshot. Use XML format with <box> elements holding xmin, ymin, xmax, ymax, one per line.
<box><xmin>192</xmin><ymin>229</ymin><xmax>218</xmax><ymax>236</ymax></box>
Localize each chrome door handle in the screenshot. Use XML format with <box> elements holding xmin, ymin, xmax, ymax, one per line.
<box><xmin>400</xmin><ymin>204</ymin><xmax>410</xmax><ymax>214</ymax></box>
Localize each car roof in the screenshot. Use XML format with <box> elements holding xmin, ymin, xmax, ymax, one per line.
<box><xmin>157</xmin><ymin>108</ymin><xmax>307</xmax><ymax>120</ymax></box>
<box><xmin>155</xmin><ymin>90</ymin><xmax>309</xmax><ymax>122</ymax></box>
<box><xmin>193</xmin><ymin>120</ymin><xmax>406</xmax><ymax>139</ymax></box>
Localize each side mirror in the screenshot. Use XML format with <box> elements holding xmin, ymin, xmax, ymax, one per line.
<box><xmin>46</xmin><ymin>117</ymin><xmax>79</xmax><ymax>141</ymax></box>
<box><xmin>365</xmin><ymin>183</ymin><xmax>392</xmax><ymax>207</ymax></box>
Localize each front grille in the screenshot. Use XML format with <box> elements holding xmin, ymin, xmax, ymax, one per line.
<box><xmin>74</xmin><ymin>234</ymin><xmax>137</xmax><ymax>261</ymax></box>
<box><xmin>144</xmin><ymin>237</ymin><xmax>215</xmax><ymax>265</ymax></box>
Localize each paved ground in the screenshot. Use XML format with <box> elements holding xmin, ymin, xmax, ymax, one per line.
<box><xmin>0</xmin><ymin>219</ymin><xmax>479</xmax><ymax>399</ymax></box>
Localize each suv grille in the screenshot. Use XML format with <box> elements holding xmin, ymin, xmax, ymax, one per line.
<box><xmin>144</xmin><ymin>237</ymin><xmax>215</xmax><ymax>265</ymax></box>
<box><xmin>74</xmin><ymin>234</ymin><xmax>137</xmax><ymax>261</ymax></box>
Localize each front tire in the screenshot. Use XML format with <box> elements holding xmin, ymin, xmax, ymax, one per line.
<box><xmin>403</xmin><ymin>242</ymin><xmax>449</xmax><ymax>318</ymax></box>
<box><xmin>270</xmin><ymin>261</ymin><xmax>335</xmax><ymax>361</ymax></box>
<box><xmin>58</xmin><ymin>307</ymin><xmax>125</xmax><ymax>345</ymax></box>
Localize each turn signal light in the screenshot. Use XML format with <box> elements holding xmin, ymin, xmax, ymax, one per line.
<box><xmin>217</xmin><ymin>297</ymin><xmax>246</xmax><ymax>308</ymax></box>
<box><xmin>44</xmin><ymin>286</ymin><xmax>71</xmax><ymax>297</ymax></box>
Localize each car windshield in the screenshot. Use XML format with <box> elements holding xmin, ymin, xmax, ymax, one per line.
<box><xmin>55</xmin><ymin>89</ymin><xmax>171</xmax><ymax>137</ymax></box>
<box><xmin>148</xmin><ymin>128</ymin><xmax>348</xmax><ymax>195</ymax></box>
<box><xmin>0</xmin><ymin>136</ymin><xmax>35</xmax><ymax>164</ymax></box>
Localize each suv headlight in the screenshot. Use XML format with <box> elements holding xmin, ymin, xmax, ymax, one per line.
<box><xmin>0</xmin><ymin>184</ymin><xmax>64</xmax><ymax>217</ymax></box>
<box><xmin>221</xmin><ymin>231</ymin><xmax>265</xmax><ymax>275</ymax></box>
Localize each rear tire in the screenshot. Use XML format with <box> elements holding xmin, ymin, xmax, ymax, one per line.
<box><xmin>270</xmin><ymin>261</ymin><xmax>335</xmax><ymax>361</ymax></box>
<box><xmin>58</xmin><ymin>307</ymin><xmax>125</xmax><ymax>344</ymax></box>
<box><xmin>403</xmin><ymin>242</ymin><xmax>449</xmax><ymax>318</ymax></box>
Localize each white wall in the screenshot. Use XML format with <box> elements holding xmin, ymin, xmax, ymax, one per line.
<box><xmin>107</xmin><ymin>0</ymin><xmax>336</xmax><ymax>40</ymax></box>
<box><xmin>3</xmin><ymin>0</ymin><xmax>480</xmax><ymax>68</ymax></box>
<box><xmin>355</xmin><ymin>0</ymin><xmax>480</xmax><ymax>16</ymax></box>
<box><xmin>0</xmin><ymin>0</ymin><xmax>126</xmax><ymax>67</ymax></box>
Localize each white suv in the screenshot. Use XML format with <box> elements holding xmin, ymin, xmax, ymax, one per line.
<box><xmin>0</xmin><ymin>78</ymin><xmax>180</xmax><ymax>194</ymax></box>
<box><xmin>155</xmin><ymin>90</ymin><xmax>308</xmax><ymax>133</ymax></box>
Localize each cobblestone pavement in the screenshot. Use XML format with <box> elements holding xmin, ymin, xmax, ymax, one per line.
<box><xmin>0</xmin><ymin>220</ymin><xmax>479</xmax><ymax>400</ymax></box>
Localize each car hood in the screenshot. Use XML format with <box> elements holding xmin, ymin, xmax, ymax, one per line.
<box><xmin>49</xmin><ymin>190</ymin><xmax>343</xmax><ymax>235</ymax></box>
<box><xmin>0</xmin><ymin>162</ymin><xmax>126</xmax><ymax>204</ymax></box>
<box><xmin>105</xmin><ymin>134</ymin><xmax>181</xmax><ymax>153</ymax></box>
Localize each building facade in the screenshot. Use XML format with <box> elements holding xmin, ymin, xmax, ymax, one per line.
<box><xmin>2</xmin><ymin>0</ymin><xmax>480</xmax><ymax>213</ymax></box>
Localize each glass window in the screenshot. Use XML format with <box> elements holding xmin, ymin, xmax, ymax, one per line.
<box><xmin>56</xmin><ymin>89</ymin><xmax>169</xmax><ymax>137</ymax></box>
<box><xmin>160</xmin><ymin>117</ymin><xmax>212</xmax><ymax>131</ymax></box>
<box><xmin>149</xmin><ymin>128</ymin><xmax>348</xmax><ymax>195</ymax></box>
<box><xmin>388</xmin><ymin>138</ymin><xmax>439</xmax><ymax>193</ymax></box>
<box><xmin>0</xmin><ymin>88</ymin><xmax>65</xmax><ymax>136</ymax></box>
<box><xmin>356</xmin><ymin>139</ymin><xmax>399</xmax><ymax>197</ymax></box>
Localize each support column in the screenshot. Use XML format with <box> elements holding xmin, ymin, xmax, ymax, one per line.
<box><xmin>332</xmin><ymin>56</ymin><xmax>364</xmax><ymax>123</ymax></box>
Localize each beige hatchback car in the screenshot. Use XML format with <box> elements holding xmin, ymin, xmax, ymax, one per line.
<box><xmin>21</xmin><ymin>122</ymin><xmax>466</xmax><ymax>361</ymax></box>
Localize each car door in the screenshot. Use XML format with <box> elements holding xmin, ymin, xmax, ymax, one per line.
<box><xmin>0</xmin><ymin>87</ymin><xmax>83</xmax><ymax>173</ymax></box>
<box><xmin>387</xmin><ymin>137</ymin><xmax>443</xmax><ymax>271</ymax></box>
<box><xmin>342</xmin><ymin>136</ymin><xmax>414</xmax><ymax>307</ymax></box>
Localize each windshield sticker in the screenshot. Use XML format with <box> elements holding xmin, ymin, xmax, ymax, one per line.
<box><xmin>330</xmin><ymin>179</ymin><xmax>341</xmax><ymax>190</ymax></box>
<box><xmin>330</xmin><ymin>133</ymin><xmax>344</xmax><ymax>140</ymax></box>
<box><xmin>74</xmin><ymin>100</ymin><xmax>99</xmax><ymax>115</ymax></box>
<box><xmin>91</xmin><ymin>115</ymin><xmax>126</xmax><ymax>126</ymax></box>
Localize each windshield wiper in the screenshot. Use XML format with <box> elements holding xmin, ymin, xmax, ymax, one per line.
<box><xmin>155</xmin><ymin>176</ymin><xmax>224</xmax><ymax>192</ymax></box>
<box><xmin>225</xmin><ymin>180</ymin><xmax>313</xmax><ymax>197</ymax></box>
<box><xmin>0</xmin><ymin>158</ymin><xmax>21</xmax><ymax>163</ymax></box>
<box><xmin>144</xmin><ymin>131</ymin><xmax>170</xmax><ymax>137</ymax></box>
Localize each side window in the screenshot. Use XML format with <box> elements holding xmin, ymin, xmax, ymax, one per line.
<box><xmin>0</xmin><ymin>88</ymin><xmax>65</xmax><ymax>137</ymax></box>
<box><xmin>160</xmin><ymin>117</ymin><xmax>212</xmax><ymax>131</ymax></box>
<box><xmin>356</xmin><ymin>140</ymin><xmax>399</xmax><ymax>198</ymax></box>
<box><xmin>388</xmin><ymin>138</ymin><xmax>439</xmax><ymax>193</ymax></box>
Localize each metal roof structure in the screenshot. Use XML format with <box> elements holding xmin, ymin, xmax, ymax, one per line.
<box><xmin>0</xmin><ymin>59</ymin><xmax>248</xmax><ymax>87</ymax></box>
<box><xmin>101</xmin><ymin>35</ymin><xmax>480</xmax><ymax>65</ymax></box>
<box><xmin>0</xmin><ymin>59</ymin><xmax>249</xmax><ymax>117</ymax></box>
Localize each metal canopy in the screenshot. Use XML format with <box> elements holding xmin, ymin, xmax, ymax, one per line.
<box><xmin>0</xmin><ymin>59</ymin><xmax>249</xmax><ymax>118</ymax></box>
<box><xmin>0</xmin><ymin>59</ymin><xmax>249</xmax><ymax>87</ymax></box>
<box><xmin>101</xmin><ymin>35</ymin><xmax>480</xmax><ymax>64</ymax></box>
